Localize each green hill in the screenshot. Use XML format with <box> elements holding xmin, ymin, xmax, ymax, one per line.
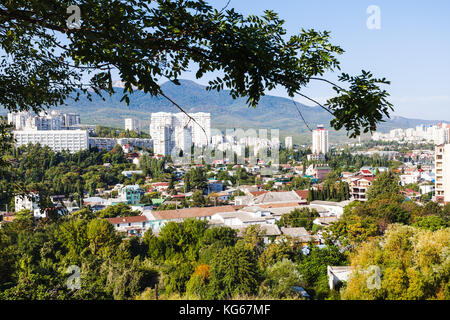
<box><xmin>2</xmin><ymin>79</ymin><xmax>444</xmax><ymax>144</ymax></box>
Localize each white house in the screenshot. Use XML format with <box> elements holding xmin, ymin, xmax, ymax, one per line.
<box><xmin>420</xmin><ymin>184</ymin><xmax>435</xmax><ymax>195</ymax></box>
<box><xmin>106</xmin><ymin>215</ymin><xmax>150</xmax><ymax>236</ymax></box>
<box><xmin>309</xmin><ymin>200</ymin><xmax>351</xmax><ymax>218</ymax></box>
<box><xmin>327</xmin><ymin>266</ymin><xmax>353</xmax><ymax>290</ymax></box>
<box><xmin>15</xmin><ymin>193</ymin><xmax>42</xmax><ymax>218</ymax></box>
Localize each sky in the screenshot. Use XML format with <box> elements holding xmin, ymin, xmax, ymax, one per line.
<box><xmin>177</xmin><ymin>0</ymin><xmax>450</xmax><ymax>121</ymax></box>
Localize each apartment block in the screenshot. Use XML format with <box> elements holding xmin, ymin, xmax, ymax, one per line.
<box><xmin>125</xmin><ymin>118</ymin><xmax>140</xmax><ymax>132</ymax></box>
<box><xmin>150</xmin><ymin>112</ymin><xmax>210</xmax><ymax>156</ymax></box>
<box><xmin>435</xmin><ymin>144</ymin><xmax>450</xmax><ymax>204</ymax></box>
<box><xmin>312</xmin><ymin>125</ymin><xmax>329</xmax><ymax>155</ymax></box>
<box><xmin>285</xmin><ymin>136</ymin><xmax>293</xmax><ymax>150</ymax></box>
<box><xmin>14</xmin><ymin>129</ymin><xmax>89</xmax><ymax>153</ymax></box>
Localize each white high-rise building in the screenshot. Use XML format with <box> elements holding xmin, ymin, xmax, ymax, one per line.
<box><xmin>13</xmin><ymin>129</ymin><xmax>89</xmax><ymax>153</ymax></box>
<box><xmin>149</xmin><ymin>112</ymin><xmax>210</xmax><ymax>156</ymax></box>
<box><xmin>174</xmin><ymin>126</ymin><xmax>192</xmax><ymax>153</ymax></box>
<box><xmin>435</xmin><ymin>144</ymin><xmax>450</xmax><ymax>204</ymax></box>
<box><xmin>125</xmin><ymin>118</ymin><xmax>140</xmax><ymax>132</ymax></box>
<box><xmin>285</xmin><ymin>136</ymin><xmax>293</xmax><ymax>150</ymax></box>
<box><xmin>152</xmin><ymin>125</ymin><xmax>172</xmax><ymax>156</ymax></box>
<box><xmin>312</xmin><ymin>125</ymin><xmax>328</xmax><ymax>155</ymax></box>
<box><xmin>8</xmin><ymin>111</ymin><xmax>80</xmax><ymax>130</ymax></box>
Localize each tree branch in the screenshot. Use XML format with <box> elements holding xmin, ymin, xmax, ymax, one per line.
<box><xmin>294</xmin><ymin>91</ymin><xmax>334</xmax><ymax>116</ymax></box>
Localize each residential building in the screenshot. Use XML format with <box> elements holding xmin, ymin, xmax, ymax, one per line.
<box><xmin>311</xmin><ymin>125</ymin><xmax>328</xmax><ymax>155</ymax></box>
<box><xmin>119</xmin><ymin>185</ymin><xmax>145</xmax><ymax>205</ymax></box>
<box><xmin>327</xmin><ymin>266</ymin><xmax>353</xmax><ymax>290</ymax></box>
<box><xmin>372</xmin><ymin>123</ymin><xmax>450</xmax><ymax>144</ymax></box>
<box><xmin>15</xmin><ymin>193</ymin><xmax>42</xmax><ymax>218</ymax></box>
<box><xmin>435</xmin><ymin>144</ymin><xmax>450</xmax><ymax>204</ymax></box>
<box><xmin>89</xmin><ymin>137</ymin><xmax>153</xmax><ymax>151</ymax></box>
<box><xmin>8</xmin><ymin>111</ymin><xmax>81</xmax><ymax>130</ymax></box>
<box><xmin>285</xmin><ymin>136</ymin><xmax>293</xmax><ymax>150</ymax></box>
<box><xmin>13</xmin><ymin>129</ymin><xmax>89</xmax><ymax>153</ymax></box>
<box><xmin>305</xmin><ymin>164</ymin><xmax>332</xmax><ymax>180</ymax></box>
<box><xmin>106</xmin><ymin>215</ymin><xmax>149</xmax><ymax>237</ymax></box>
<box><xmin>146</xmin><ymin>205</ymin><xmax>244</xmax><ymax>231</ymax></box>
<box><xmin>88</xmin><ymin>137</ymin><xmax>118</xmax><ymax>150</ymax></box>
<box><xmin>350</xmin><ymin>176</ymin><xmax>375</xmax><ymax>202</ymax></box>
<box><xmin>125</xmin><ymin>118</ymin><xmax>140</xmax><ymax>132</ymax></box>
<box><xmin>150</xmin><ymin>112</ymin><xmax>211</xmax><ymax>156</ymax></box>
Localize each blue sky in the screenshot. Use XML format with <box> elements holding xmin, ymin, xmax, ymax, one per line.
<box><xmin>178</xmin><ymin>0</ymin><xmax>450</xmax><ymax>121</ymax></box>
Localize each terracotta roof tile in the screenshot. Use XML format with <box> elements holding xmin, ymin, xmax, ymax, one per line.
<box><xmin>150</xmin><ymin>205</ymin><xmax>244</xmax><ymax>220</ymax></box>
<box><xmin>106</xmin><ymin>215</ymin><xmax>147</xmax><ymax>224</ymax></box>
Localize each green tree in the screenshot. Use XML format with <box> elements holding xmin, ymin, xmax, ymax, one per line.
<box><xmin>260</xmin><ymin>258</ymin><xmax>303</xmax><ymax>299</ymax></box>
<box><xmin>191</xmin><ymin>190</ymin><xmax>205</xmax><ymax>207</ymax></box>
<box><xmin>366</xmin><ymin>171</ymin><xmax>400</xmax><ymax>200</ymax></box>
<box><xmin>342</xmin><ymin>225</ymin><xmax>450</xmax><ymax>300</ymax></box>
<box><xmin>207</xmin><ymin>244</ymin><xmax>261</xmax><ymax>299</ymax></box>
<box><xmin>96</xmin><ymin>203</ymin><xmax>140</xmax><ymax>218</ymax></box>
<box><xmin>277</xmin><ymin>208</ymin><xmax>320</xmax><ymax>231</ymax></box>
<box><xmin>0</xmin><ymin>0</ymin><xmax>392</xmax><ymax>157</ymax></box>
<box><xmin>86</xmin><ymin>219</ymin><xmax>121</xmax><ymax>255</ymax></box>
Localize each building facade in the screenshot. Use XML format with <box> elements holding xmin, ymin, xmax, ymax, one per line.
<box><xmin>285</xmin><ymin>136</ymin><xmax>293</xmax><ymax>150</ymax></box>
<box><xmin>435</xmin><ymin>144</ymin><xmax>450</xmax><ymax>204</ymax></box>
<box><xmin>125</xmin><ymin>118</ymin><xmax>140</xmax><ymax>132</ymax></box>
<box><xmin>150</xmin><ymin>112</ymin><xmax>210</xmax><ymax>156</ymax></box>
<box><xmin>312</xmin><ymin>125</ymin><xmax>329</xmax><ymax>155</ymax></box>
<box><xmin>8</xmin><ymin>111</ymin><xmax>80</xmax><ymax>130</ymax></box>
<box><xmin>14</xmin><ymin>129</ymin><xmax>89</xmax><ymax>153</ymax></box>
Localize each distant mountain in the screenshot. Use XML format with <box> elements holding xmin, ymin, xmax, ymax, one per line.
<box><xmin>1</xmin><ymin>79</ymin><xmax>444</xmax><ymax>143</ymax></box>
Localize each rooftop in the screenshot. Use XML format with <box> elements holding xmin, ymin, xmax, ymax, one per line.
<box><xmin>149</xmin><ymin>205</ymin><xmax>244</xmax><ymax>220</ymax></box>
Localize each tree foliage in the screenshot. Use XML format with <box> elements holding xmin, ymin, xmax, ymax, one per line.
<box><xmin>342</xmin><ymin>225</ymin><xmax>450</xmax><ymax>300</ymax></box>
<box><xmin>0</xmin><ymin>0</ymin><xmax>392</xmax><ymax>142</ymax></box>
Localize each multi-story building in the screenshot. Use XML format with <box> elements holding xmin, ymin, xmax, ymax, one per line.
<box><xmin>151</xmin><ymin>124</ymin><xmax>172</xmax><ymax>156</ymax></box>
<box><xmin>89</xmin><ymin>137</ymin><xmax>118</xmax><ymax>150</ymax></box>
<box><xmin>434</xmin><ymin>144</ymin><xmax>449</xmax><ymax>204</ymax></box>
<box><xmin>372</xmin><ymin>123</ymin><xmax>450</xmax><ymax>144</ymax></box>
<box><xmin>125</xmin><ymin>118</ymin><xmax>140</xmax><ymax>132</ymax></box>
<box><xmin>8</xmin><ymin>111</ymin><xmax>80</xmax><ymax>130</ymax></box>
<box><xmin>13</xmin><ymin>129</ymin><xmax>89</xmax><ymax>153</ymax></box>
<box><xmin>285</xmin><ymin>136</ymin><xmax>293</xmax><ymax>150</ymax></box>
<box><xmin>119</xmin><ymin>185</ymin><xmax>145</xmax><ymax>205</ymax></box>
<box><xmin>15</xmin><ymin>193</ymin><xmax>41</xmax><ymax>218</ymax></box>
<box><xmin>312</xmin><ymin>125</ymin><xmax>328</xmax><ymax>155</ymax></box>
<box><xmin>89</xmin><ymin>137</ymin><xmax>153</xmax><ymax>151</ymax></box>
<box><xmin>150</xmin><ymin>112</ymin><xmax>210</xmax><ymax>156</ymax></box>
<box><xmin>350</xmin><ymin>176</ymin><xmax>375</xmax><ymax>202</ymax></box>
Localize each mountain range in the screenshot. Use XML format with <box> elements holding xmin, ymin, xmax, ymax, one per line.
<box><xmin>2</xmin><ymin>79</ymin><xmax>444</xmax><ymax>144</ymax></box>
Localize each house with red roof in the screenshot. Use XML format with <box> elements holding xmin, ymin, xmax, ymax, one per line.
<box><xmin>106</xmin><ymin>215</ymin><xmax>149</xmax><ymax>236</ymax></box>
<box><xmin>350</xmin><ymin>176</ymin><xmax>375</xmax><ymax>202</ymax></box>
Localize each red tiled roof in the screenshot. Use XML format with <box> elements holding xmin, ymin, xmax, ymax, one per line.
<box><xmin>295</xmin><ymin>190</ymin><xmax>309</xmax><ymax>200</ymax></box>
<box><xmin>153</xmin><ymin>182</ymin><xmax>169</xmax><ymax>187</ymax></box>
<box><xmin>106</xmin><ymin>215</ymin><xmax>147</xmax><ymax>224</ymax></box>
<box><xmin>258</xmin><ymin>201</ymin><xmax>307</xmax><ymax>208</ymax></box>
<box><xmin>150</xmin><ymin>205</ymin><xmax>244</xmax><ymax>220</ymax></box>
<box><xmin>249</xmin><ymin>191</ymin><xmax>269</xmax><ymax>197</ymax></box>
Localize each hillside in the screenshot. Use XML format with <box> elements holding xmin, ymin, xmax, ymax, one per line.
<box><xmin>2</xmin><ymin>80</ymin><xmax>444</xmax><ymax>144</ymax></box>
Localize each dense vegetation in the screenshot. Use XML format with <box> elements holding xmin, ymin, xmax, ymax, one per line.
<box><xmin>0</xmin><ymin>143</ymin><xmax>137</xmax><ymax>210</ymax></box>
<box><xmin>0</xmin><ymin>213</ymin><xmax>348</xmax><ymax>300</ymax></box>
